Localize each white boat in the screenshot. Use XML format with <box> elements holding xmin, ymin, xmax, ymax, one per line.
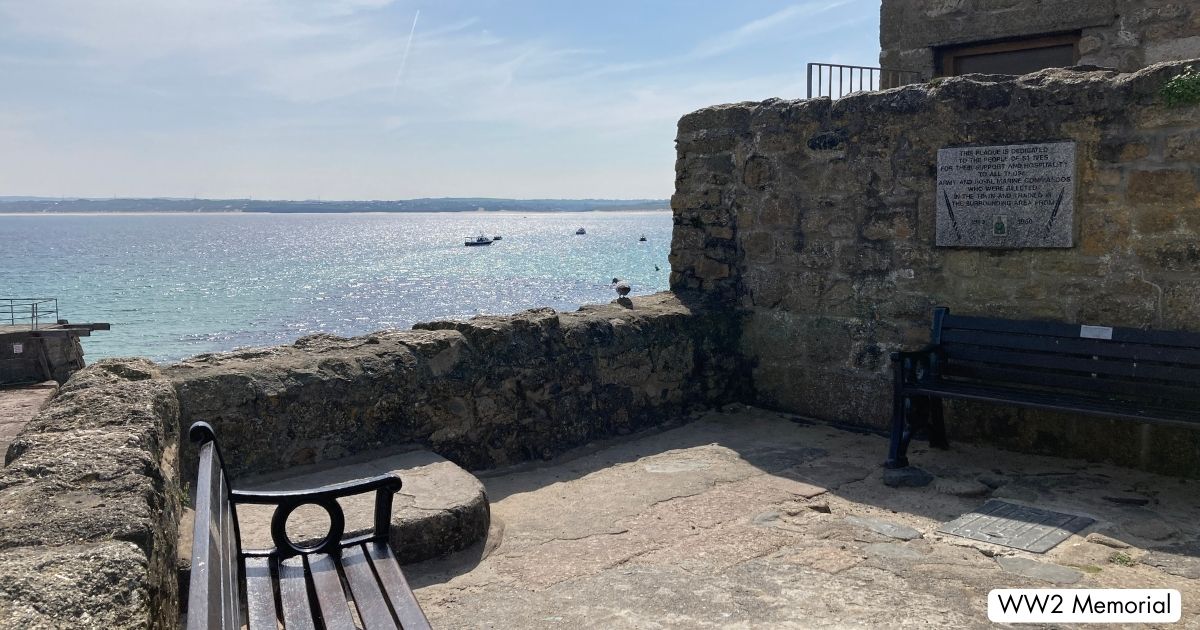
<box><xmin>639</xmin><ymin>234</ymin><xmax>647</xmax><ymax>242</ymax></box>
<box><xmin>576</xmin><ymin>227</ymin><xmax>586</xmax><ymax>235</ymax></box>
<box><xmin>464</xmin><ymin>235</ymin><xmax>494</xmax><ymax>247</ymax></box>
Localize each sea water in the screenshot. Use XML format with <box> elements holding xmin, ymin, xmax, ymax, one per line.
<box><xmin>0</xmin><ymin>212</ymin><xmax>672</xmax><ymax>362</ymax></box>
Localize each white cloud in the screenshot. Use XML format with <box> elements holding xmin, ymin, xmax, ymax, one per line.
<box><xmin>0</xmin><ymin>0</ymin><xmax>881</xmax><ymax>198</ymax></box>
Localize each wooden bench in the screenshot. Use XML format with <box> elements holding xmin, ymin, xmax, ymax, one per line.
<box><xmin>886</xmin><ymin>307</ymin><xmax>1200</xmax><ymax>469</ymax></box>
<box><xmin>186</xmin><ymin>421</ymin><xmax>432</xmax><ymax>629</ymax></box>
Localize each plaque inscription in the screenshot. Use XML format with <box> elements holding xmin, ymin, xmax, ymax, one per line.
<box><xmin>936</xmin><ymin>141</ymin><xmax>1075</xmax><ymax>248</ymax></box>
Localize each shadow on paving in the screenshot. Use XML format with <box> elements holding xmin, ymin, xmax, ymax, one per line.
<box><xmin>404</xmin><ymin>406</ymin><xmax>1200</xmax><ymax>593</ymax></box>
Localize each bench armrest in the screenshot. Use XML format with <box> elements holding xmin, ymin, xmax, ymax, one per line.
<box><xmin>891</xmin><ymin>347</ymin><xmax>940</xmax><ymax>385</ymax></box>
<box><xmin>889</xmin><ymin>347</ymin><xmax>935</xmax><ymax>362</ymax></box>
<box><xmin>230</xmin><ymin>474</ymin><xmax>403</xmax><ymax>505</ymax></box>
<box><xmin>232</xmin><ymin>474</ymin><xmax>404</xmax><ymax>557</ymax></box>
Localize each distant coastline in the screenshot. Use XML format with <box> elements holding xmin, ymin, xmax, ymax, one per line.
<box><xmin>0</xmin><ymin>197</ymin><xmax>668</xmax><ymax>214</ymax></box>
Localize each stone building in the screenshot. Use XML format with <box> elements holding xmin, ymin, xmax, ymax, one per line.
<box><xmin>880</xmin><ymin>0</ymin><xmax>1200</xmax><ymax>78</ymax></box>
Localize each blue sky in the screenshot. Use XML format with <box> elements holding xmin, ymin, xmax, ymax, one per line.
<box><xmin>0</xmin><ymin>1</ymin><xmax>880</xmax><ymax>200</ymax></box>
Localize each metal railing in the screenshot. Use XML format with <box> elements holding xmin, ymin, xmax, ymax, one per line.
<box><xmin>2</xmin><ymin>298</ymin><xmax>59</xmax><ymax>330</ymax></box>
<box><xmin>806</xmin><ymin>63</ymin><xmax>923</xmax><ymax>99</ymax></box>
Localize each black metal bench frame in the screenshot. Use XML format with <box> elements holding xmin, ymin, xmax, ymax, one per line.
<box><xmin>886</xmin><ymin>307</ymin><xmax>1200</xmax><ymax>469</ymax></box>
<box><xmin>186</xmin><ymin>421</ymin><xmax>432</xmax><ymax>629</ymax></box>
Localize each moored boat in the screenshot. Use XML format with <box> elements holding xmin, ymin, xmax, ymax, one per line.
<box><xmin>465</xmin><ymin>235</ymin><xmax>494</xmax><ymax>246</ymax></box>
<box><xmin>576</xmin><ymin>227</ymin><xmax>586</xmax><ymax>235</ymax></box>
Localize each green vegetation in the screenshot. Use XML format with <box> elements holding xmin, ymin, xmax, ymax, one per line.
<box><xmin>1108</xmin><ymin>551</ymin><xmax>1136</xmax><ymax>567</ymax></box>
<box><xmin>1161</xmin><ymin>66</ymin><xmax>1200</xmax><ymax>107</ymax></box>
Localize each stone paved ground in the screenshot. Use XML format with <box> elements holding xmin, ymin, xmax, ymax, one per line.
<box><xmin>408</xmin><ymin>407</ymin><xmax>1200</xmax><ymax>629</ymax></box>
<box><xmin>0</xmin><ymin>382</ymin><xmax>55</xmax><ymax>456</ymax></box>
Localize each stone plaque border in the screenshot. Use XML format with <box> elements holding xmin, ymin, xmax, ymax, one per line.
<box><xmin>936</xmin><ymin>141</ymin><xmax>1076</xmax><ymax>249</ymax></box>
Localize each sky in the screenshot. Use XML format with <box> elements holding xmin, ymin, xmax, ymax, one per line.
<box><xmin>0</xmin><ymin>0</ymin><xmax>881</xmax><ymax>200</ymax></box>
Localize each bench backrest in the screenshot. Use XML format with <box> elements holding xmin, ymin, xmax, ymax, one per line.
<box><xmin>930</xmin><ymin>307</ymin><xmax>1200</xmax><ymax>409</ymax></box>
<box><xmin>187</xmin><ymin>423</ymin><xmax>243</xmax><ymax>630</ymax></box>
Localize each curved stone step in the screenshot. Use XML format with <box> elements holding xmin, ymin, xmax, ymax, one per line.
<box><xmin>179</xmin><ymin>446</ymin><xmax>489</xmax><ymax>568</ymax></box>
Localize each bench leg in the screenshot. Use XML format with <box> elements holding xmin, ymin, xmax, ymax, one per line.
<box><xmin>885</xmin><ymin>394</ymin><xmax>911</xmax><ymax>469</ymax></box>
<box><xmin>928</xmin><ymin>397</ymin><xmax>949</xmax><ymax>449</ymax></box>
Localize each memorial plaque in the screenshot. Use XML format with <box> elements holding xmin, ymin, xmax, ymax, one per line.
<box><xmin>936</xmin><ymin>141</ymin><xmax>1075</xmax><ymax>247</ymax></box>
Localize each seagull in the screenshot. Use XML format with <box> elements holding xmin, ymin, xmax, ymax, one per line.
<box><xmin>611</xmin><ymin>277</ymin><xmax>631</xmax><ymax>297</ymax></box>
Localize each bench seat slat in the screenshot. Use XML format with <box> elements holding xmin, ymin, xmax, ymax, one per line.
<box><xmin>341</xmin><ymin>544</ymin><xmax>399</xmax><ymax>630</ymax></box>
<box><xmin>906</xmin><ymin>382</ymin><xmax>1200</xmax><ymax>429</ymax></box>
<box><xmin>365</xmin><ymin>542</ymin><xmax>433</xmax><ymax>630</ymax></box>
<box><xmin>243</xmin><ymin>557</ymin><xmax>278</xmax><ymax>630</ymax></box>
<box><xmin>943</xmin><ymin>313</ymin><xmax>1200</xmax><ymax>349</ymax></box>
<box><xmin>308</xmin><ymin>553</ymin><xmax>358</xmax><ymax>630</ymax></box>
<box><xmin>186</xmin><ymin>422</ymin><xmax>432</xmax><ymax>630</ymax></box>
<box><xmin>940</xmin><ymin>363</ymin><xmax>1200</xmax><ymax>406</ymax></box>
<box><xmin>945</xmin><ymin>346</ymin><xmax>1200</xmax><ymax>384</ymax></box>
<box><xmin>279</xmin><ymin>556</ymin><xmax>317</xmax><ymax>630</ymax></box>
<box><xmin>221</xmin><ymin>481</ymin><xmax>242</xmax><ymax>630</ymax></box>
<box><xmin>941</xmin><ymin>328</ymin><xmax>1200</xmax><ymax>367</ymax></box>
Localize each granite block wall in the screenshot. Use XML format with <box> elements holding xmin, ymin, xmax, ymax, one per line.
<box><xmin>671</xmin><ymin>61</ymin><xmax>1200</xmax><ymax>476</ymax></box>
<box><xmin>168</xmin><ymin>293</ymin><xmax>748</xmax><ymax>477</ymax></box>
<box><xmin>0</xmin><ymin>359</ymin><xmax>182</xmax><ymax>629</ymax></box>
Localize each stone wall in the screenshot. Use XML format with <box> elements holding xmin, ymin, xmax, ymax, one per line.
<box><xmin>880</xmin><ymin>0</ymin><xmax>1200</xmax><ymax>77</ymax></box>
<box><xmin>0</xmin><ymin>332</ymin><xmax>86</xmax><ymax>385</ymax></box>
<box><xmin>671</xmin><ymin>60</ymin><xmax>1200</xmax><ymax>476</ymax></box>
<box><xmin>168</xmin><ymin>292</ymin><xmax>747</xmax><ymax>477</ymax></box>
<box><xmin>0</xmin><ymin>359</ymin><xmax>182</xmax><ymax>629</ymax></box>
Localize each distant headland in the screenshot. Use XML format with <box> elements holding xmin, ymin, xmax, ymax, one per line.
<box><xmin>0</xmin><ymin>196</ymin><xmax>668</xmax><ymax>214</ymax></box>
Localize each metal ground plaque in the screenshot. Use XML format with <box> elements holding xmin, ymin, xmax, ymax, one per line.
<box><xmin>936</xmin><ymin>141</ymin><xmax>1075</xmax><ymax>248</ymax></box>
<box><xmin>938</xmin><ymin>500</ymin><xmax>1095</xmax><ymax>553</ymax></box>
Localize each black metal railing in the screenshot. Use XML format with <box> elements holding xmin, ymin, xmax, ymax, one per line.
<box><xmin>806</xmin><ymin>63</ymin><xmax>923</xmax><ymax>99</ymax></box>
<box><xmin>2</xmin><ymin>298</ymin><xmax>59</xmax><ymax>330</ymax></box>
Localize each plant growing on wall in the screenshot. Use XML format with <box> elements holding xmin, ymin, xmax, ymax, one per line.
<box><xmin>1161</xmin><ymin>66</ymin><xmax>1200</xmax><ymax>106</ymax></box>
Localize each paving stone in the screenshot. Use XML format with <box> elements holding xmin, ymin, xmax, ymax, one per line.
<box><xmin>786</xmin><ymin>460</ymin><xmax>872</xmax><ymax>490</ymax></box>
<box><xmin>991</xmin><ymin>484</ymin><xmax>1040</xmax><ymax>503</ymax></box>
<box><xmin>1117</xmin><ymin>508</ymin><xmax>1179</xmax><ymax>542</ymax></box>
<box><xmin>977</xmin><ymin>473</ymin><xmax>1009</xmax><ymax>489</ymax></box>
<box><xmin>1103</xmin><ymin>494</ymin><xmax>1151</xmax><ymax>506</ymax></box>
<box><xmin>995</xmin><ymin>557</ymin><xmax>1083</xmax><ymax>585</ymax></box>
<box><xmin>1086</xmin><ymin>533</ymin><xmax>1131</xmax><ymax>549</ymax></box>
<box><xmin>752</xmin><ymin>511</ymin><xmax>781</xmax><ymax>527</ymax></box>
<box><xmin>934</xmin><ymin>477</ymin><xmax>991</xmax><ymax>498</ymax></box>
<box><xmin>882</xmin><ymin>466</ymin><xmax>933</xmax><ymax>488</ymax></box>
<box><xmin>845</xmin><ymin>515</ymin><xmax>923</xmax><ymax>541</ymax></box>
<box><xmin>1143</xmin><ymin>541</ymin><xmax>1200</xmax><ymax>579</ymax></box>
<box><xmin>408</xmin><ymin>407</ymin><xmax>1200</xmax><ymax>629</ymax></box>
<box><xmin>1057</xmin><ymin>541</ymin><xmax>1117</xmax><ymax>569</ymax></box>
<box><xmin>864</xmin><ymin>542</ymin><xmax>926</xmax><ymax>560</ymax></box>
<box><xmin>766</xmin><ymin>474</ymin><xmax>828</xmax><ymax>498</ymax></box>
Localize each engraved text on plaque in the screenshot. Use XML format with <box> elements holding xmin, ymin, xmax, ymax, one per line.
<box><xmin>936</xmin><ymin>141</ymin><xmax>1075</xmax><ymax>248</ymax></box>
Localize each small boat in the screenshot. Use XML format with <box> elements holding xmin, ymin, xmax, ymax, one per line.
<box><xmin>576</xmin><ymin>227</ymin><xmax>586</xmax><ymax>235</ymax></box>
<box><xmin>464</xmin><ymin>235</ymin><xmax>494</xmax><ymax>247</ymax></box>
<box><xmin>638</xmin><ymin>234</ymin><xmax>647</xmax><ymax>242</ymax></box>
<box><xmin>493</xmin><ymin>235</ymin><xmax>502</xmax><ymax>240</ymax></box>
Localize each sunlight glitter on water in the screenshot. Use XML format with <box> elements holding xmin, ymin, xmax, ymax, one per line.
<box><xmin>0</xmin><ymin>211</ymin><xmax>673</xmax><ymax>362</ymax></box>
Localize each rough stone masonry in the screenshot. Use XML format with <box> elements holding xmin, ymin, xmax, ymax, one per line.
<box><xmin>880</xmin><ymin>0</ymin><xmax>1200</xmax><ymax>78</ymax></box>
<box><xmin>670</xmin><ymin>60</ymin><xmax>1200</xmax><ymax>476</ymax></box>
